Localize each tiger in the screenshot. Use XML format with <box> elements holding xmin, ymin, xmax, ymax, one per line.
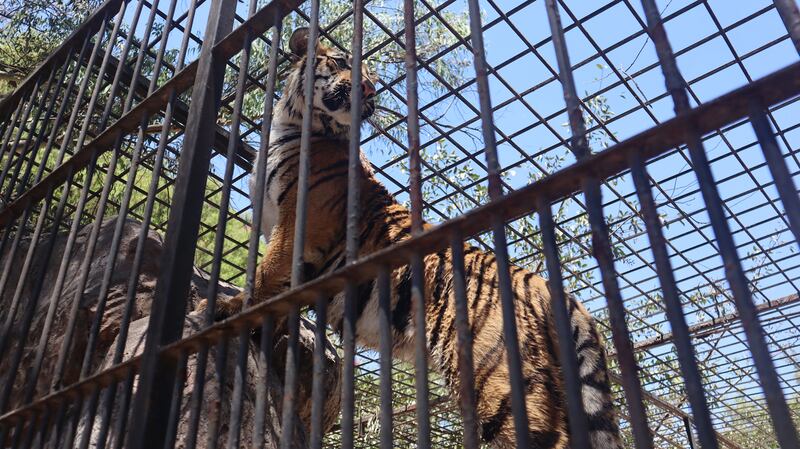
<box><xmin>196</xmin><ymin>27</ymin><xmax>623</xmax><ymax>449</ymax></box>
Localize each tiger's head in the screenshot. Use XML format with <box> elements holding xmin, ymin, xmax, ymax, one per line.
<box><xmin>273</xmin><ymin>27</ymin><xmax>378</xmax><ymax>138</ymax></box>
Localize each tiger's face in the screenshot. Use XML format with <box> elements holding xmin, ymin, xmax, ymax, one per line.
<box><xmin>277</xmin><ymin>27</ymin><xmax>378</xmax><ymax>137</ymax></box>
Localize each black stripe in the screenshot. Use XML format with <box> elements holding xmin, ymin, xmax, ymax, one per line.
<box><xmin>471</xmin><ymin>278</ymin><xmax>496</xmax><ymax>334</ymax></box>
<box><xmin>580</xmin><ymin>375</ymin><xmax>612</xmax><ymax>394</ymax></box>
<box><xmin>474</xmin><ymin>337</ymin><xmax>506</xmax><ymax>397</ymax></box>
<box><xmin>587</xmin><ymin>412</ymin><xmax>618</xmax><ymax>432</ymax></box>
<box><xmin>266</xmin><ymin>151</ymin><xmax>298</xmax><ymax>186</ymax></box>
<box><xmin>318</xmin><ymin>250</ymin><xmax>343</xmax><ymax>275</ymax></box>
<box><xmin>575</xmin><ymin>338</ymin><xmax>598</xmax><ymax>354</ymax></box>
<box><xmin>355</xmin><ymin>280</ymin><xmax>376</xmax><ymax>323</ymax></box>
<box><xmin>392</xmin><ymin>266</ymin><xmax>413</xmax><ymax>332</ymax></box>
<box><xmin>427</xmin><ymin>254</ymin><xmax>450</xmax><ymax>356</ymax></box>
<box><xmin>307</xmin><ymin>170</ymin><xmax>348</xmax><ymax>193</ymax></box>
<box><xmin>481</xmin><ymin>393</ymin><xmax>511</xmax><ymax>443</ymax></box>
<box><xmin>327</xmin><ymin>191</ymin><xmax>347</xmax><ymax>212</ymax></box>
<box><xmin>470</xmin><ymin>254</ymin><xmax>489</xmax><ymax>314</ymax></box>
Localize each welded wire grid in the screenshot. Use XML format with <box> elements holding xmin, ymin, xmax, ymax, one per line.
<box><xmin>0</xmin><ymin>0</ymin><xmax>798</xmax><ymax>448</ymax></box>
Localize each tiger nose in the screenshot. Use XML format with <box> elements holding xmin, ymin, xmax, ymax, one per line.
<box><xmin>361</xmin><ymin>79</ymin><xmax>376</xmax><ymax>98</ymax></box>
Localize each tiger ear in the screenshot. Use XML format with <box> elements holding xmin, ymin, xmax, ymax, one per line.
<box><xmin>289</xmin><ymin>27</ymin><xmax>315</xmax><ymax>57</ymax></box>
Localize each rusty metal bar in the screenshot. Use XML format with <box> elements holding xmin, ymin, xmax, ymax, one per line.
<box><xmin>448</xmin><ymin>229</ymin><xmax>479</xmax><ymax>449</ymax></box>
<box><xmin>774</xmin><ymin>0</ymin><xmax>800</xmax><ymax>54</ymax></box>
<box><xmin>249</xmin><ymin>22</ymin><xmax>281</xmax><ymax>449</ymax></box>
<box><xmin>629</xmin><ymin>151</ymin><xmax>719</xmax><ymax>449</ymax></box>
<box><xmin>281</xmin><ymin>2</ymin><xmax>321</xmax><ymax>447</ymax></box>
<box><xmin>463</xmin><ymin>0</ymin><xmax>532</xmax><ymax>444</ymax></box>
<box><xmin>544</xmin><ymin>1</ymin><xmax>655</xmax><ymax>447</ymax></box>
<box><xmin>124</xmin><ymin>0</ymin><xmax>237</xmax><ymax>446</ymax></box>
<box><xmin>402</xmin><ymin>0</ymin><xmax>432</xmax><ymax>446</ymax></box>
<box><xmin>640</xmin><ymin>1</ymin><xmax>800</xmax><ymax>447</ymax></box>
<box><xmin>225</xmin><ymin>1</ymin><xmax>260</xmax><ymax>446</ymax></box>
<box><xmin>377</xmin><ymin>267</ymin><xmax>394</xmax><ymax>449</ymax></box>
<box><xmin>748</xmin><ymin>100</ymin><xmax>800</xmax><ymax>247</ymax></box>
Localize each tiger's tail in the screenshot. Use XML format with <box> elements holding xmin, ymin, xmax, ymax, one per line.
<box><xmin>567</xmin><ymin>295</ymin><xmax>624</xmax><ymax>449</ymax></box>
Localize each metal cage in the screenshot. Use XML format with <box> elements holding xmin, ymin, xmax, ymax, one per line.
<box><xmin>0</xmin><ymin>0</ymin><xmax>799</xmax><ymax>448</ymax></box>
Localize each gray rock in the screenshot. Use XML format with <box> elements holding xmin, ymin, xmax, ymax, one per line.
<box><xmin>0</xmin><ymin>217</ymin><xmax>341</xmax><ymax>448</ymax></box>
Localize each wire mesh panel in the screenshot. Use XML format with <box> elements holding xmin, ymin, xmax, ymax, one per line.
<box><xmin>0</xmin><ymin>0</ymin><xmax>799</xmax><ymax>448</ymax></box>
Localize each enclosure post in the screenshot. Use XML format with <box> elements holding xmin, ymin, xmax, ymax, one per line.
<box><xmin>774</xmin><ymin>0</ymin><xmax>800</xmax><ymax>54</ymax></box>
<box><xmin>124</xmin><ymin>0</ymin><xmax>236</xmax><ymax>447</ymax></box>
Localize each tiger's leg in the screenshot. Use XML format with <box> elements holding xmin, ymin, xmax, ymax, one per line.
<box><xmin>194</xmin><ymin>225</ymin><xmax>295</xmax><ymax>319</ymax></box>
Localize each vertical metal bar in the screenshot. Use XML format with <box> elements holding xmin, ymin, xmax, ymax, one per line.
<box><xmin>3</xmin><ymin>57</ymin><xmax>67</xmax><ymax>201</ymax></box>
<box><xmin>30</xmin><ymin>32</ymin><xmax>93</xmax><ymax>185</ymax></box>
<box><xmin>148</xmin><ymin>0</ymin><xmax>180</xmax><ymax>94</ymax></box>
<box><xmin>537</xmin><ymin>197</ymin><xmax>590</xmax><ymax>449</ymax></box>
<box><xmin>47</xmin><ymin>402</ymin><xmax>67</xmax><ymax>449</ymax></box>
<box><xmin>76</xmin><ymin>387</ymin><xmax>102</xmax><ymax>449</ymax></box>
<box><xmin>59</xmin><ymin>398</ymin><xmax>83</xmax><ymax>449</ymax></box>
<box><xmin>0</xmin><ymin>99</ymin><xmax>25</xmax><ymax>165</ymax></box>
<box><xmin>248</xmin><ymin>23</ymin><xmax>281</xmax><ymax>449</ymax></box>
<box><xmin>162</xmin><ymin>350</ymin><xmax>189</xmax><ymax>449</ymax></box>
<box><xmin>205</xmin><ymin>337</ymin><xmax>229</xmax><ymax>449</ymax></box>
<box><xmin>252</xmin><ymin>315</ymin><xmax>275</xmax><ymax>449</ymax></box>
<box><xmin>640</xmin><ymin>1</ymin><xmax>800</xmax><ymax>447</ymax></box>
<box><xmin>279</xmin><ymin>304</ymin><xmax>301</xmax><ymax>449</ymax></box>
<box><xmin>749</xmin><ymin>100</ymin><xmax>800</xmax><ymax>247</ymax></box>
<box><xmin>122</xmin><ymin>0</ymin><xmax>162</xmax><ymax>112</ymax></box>
<box><xmin>12</xmin><ymin>45</ymin><xmax>78</xmax><ymax>197</ymax></box>
<box><xmin>110</xmin><ymin>370</ymin><xmax>135</xmax><ymax>449</ymax></box>
<box><xmin>228</xmin><ymin>323</ymin><xmax>251</xmax><ymax>449</ymax></box>
<box><xmin>463</xmin><ymin>0</ymin><xmax>531</xmax><ymax>445</ymax></box>
<box><xmin>402</xmin><ymin>0</ymin><xmax>432</xmax><ymax>446</ymax></box>
<box><xmin>95</xmin><ymin>1</ymin><xmax>198</xmax><ymax>443</ymax></box>
<box><xmin>309</xmin><ymin>294</ymin><xmax>328</xmax><ymax>449</ymax></box>
<box><xmin>79</xmin><ymin>0</ymin><xmax>176</xmax><ymax>380</ymax></box>
<box><xmin>774</xmin><ymin>0</ymin><xmax>800</xmax><ymax>54</ymax></box>
<box><xmin>125</xmin><ymin>0</ymin><xmax>236</xmax><ymax>446</ymax></box>
<box><xmin>281</xmin><ymin>4</ymin><xmax>320</xmax><ymax>446</ymax></box>
<box><xmin>684</xmin><ymin>417</ymin><xmax>697</xmax><ymax>449</ymax></box>
<box><xmin>544</xmin><ymin>2</ymin><xmax>654</xmax><ymax>447</ymax></box>
<box><xmin>29</xmin><ymin>407</ymin><xmax>50</xmax><ymax>449</ymax></box>
<box><xmin>341</xmin><ymin>0</ymin><xmax>365</xmax><ymax>447</ymax></box>
<box><xmin>377</xmin><ymin>267</ymin><xmax>394</xmax><ymax>449</ymax></box>
<box><xmin>183</xmin><ymin>347</ymin><xmax>208</xmax><ymax>449</ymax></box>
<box><xmin>0</xmin><ymin>213</ymin><xmax>27</xmax><ymax>302</ymax></box>
<box><xmin>448</xmin><ymin>230</ymin><xmax>479</xmax><ymax>449</ymax></box>
<box><xmin>630</xmin><ymin>150</ymin><xmax>722</xmax><ymax>449</ymax></box>
<box><xmin>177</xmin><ymin>0</ymin><xmax>199</xmax><ymax>70</ymax></box>
<box><xmin>0</xmin><ymin>77</ymin><xmax>43</xmax><ymax>190</ymax></box>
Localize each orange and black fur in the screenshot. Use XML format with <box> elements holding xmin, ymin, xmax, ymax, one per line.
<box><xmin>197</xmin><ymin>28</ymin><xmax>623</xmax><ymax>448</ymax></box>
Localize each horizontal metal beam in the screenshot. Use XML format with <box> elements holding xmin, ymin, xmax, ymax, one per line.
<box><xmin>625</xmin><ymin>293</ymin><xmax>800</xmax><ymax>354</ymax></box>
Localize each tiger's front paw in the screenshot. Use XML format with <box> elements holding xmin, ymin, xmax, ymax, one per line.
<box><xmin>193</xmin><ymin>295</ymin><xmax>243</xmax><ymax>321</ymax></box>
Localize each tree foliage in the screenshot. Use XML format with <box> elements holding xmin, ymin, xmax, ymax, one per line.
<box><xmin>0</xmin><ymin>0</ymin><xmax>101</xmax><ymax>95</ymax></box>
